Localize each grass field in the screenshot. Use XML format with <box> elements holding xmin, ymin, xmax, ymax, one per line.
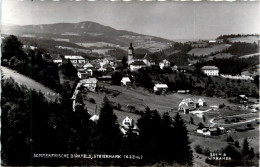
<box><xmin>188</xmin><ymin>44</ymin><xmax>230</xmax><ymax>56</ymax></box>
<box><xmin>204</xmin><ymin>53</ymin><xmax>234</xmax><ymax>61</ymax></box>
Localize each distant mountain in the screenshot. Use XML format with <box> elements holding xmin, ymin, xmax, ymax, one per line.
<box><xmin>2</xmin><ymin>21</ymin><xmax>173</xmax><ymax>52</ymax></box>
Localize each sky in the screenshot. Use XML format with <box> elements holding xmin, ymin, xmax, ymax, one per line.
<box><xmin>1</xmin><ymin>0</ymin><xmax>259</xmax><ymax>40</ymax></box>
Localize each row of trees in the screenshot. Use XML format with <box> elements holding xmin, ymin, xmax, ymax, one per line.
<box><xmin>1</xmin><ymin>35</ymin><xmax>79</xmax><ymax>96</ymax></box>
<box><xmin>2</xmin><ymin>77</ymin><xmax>193</xmax><ymax>166</ymax></box>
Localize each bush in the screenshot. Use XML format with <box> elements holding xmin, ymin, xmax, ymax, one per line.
<box><xmin>234</xmin><ymin>140</ymin><xmax>240</xmax><ymax>148</ymax></box>
<box><xmin>194</xmin><ymin>145</ymin><xmax>203</xmax><ymax>154</ymax></box>
<box><xmin>89</xmin><ymin>98</ymin><xmax>96</xmax><ymax>104</ymax></box>
<box><xmin>203</xmin><ymin>148</ymin><xmax>211</xmax><ymax>156</ymax></box>
<box><xmin>226</xmin><ymin>136</ymin><xmax>234</xmax><ymax>142</ymax></box>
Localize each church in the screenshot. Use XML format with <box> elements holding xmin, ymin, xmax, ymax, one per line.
<box><xmin>127</xmin><ymin>43</ymin><xmax>155</xmax><ymax>71</ymax></box>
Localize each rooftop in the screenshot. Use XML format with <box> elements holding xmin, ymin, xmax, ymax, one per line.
<box><xmin>64</xmin><ymin>55</ymin><xmax>85</xmax><ymax>60</ymax></box>
<box><xmin>130</xmin><ymin>61</ymin><xmax>146</xmax><ymax>66</ymax></box>
<box><xmin>201</xmin><ymin>66</ymin><xmax>219</xmax><ymax>70</ymax></box>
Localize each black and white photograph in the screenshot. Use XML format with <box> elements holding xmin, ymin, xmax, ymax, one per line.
<box><xmin>1</xmin><ymin>0</ymin><xmax>259</xmax><ymax>166</ymax></box>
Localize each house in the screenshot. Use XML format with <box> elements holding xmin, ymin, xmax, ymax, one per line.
<box><xmin>83</xmin><ymin>62</ymin><xmax>93</xmax><ymax>69</ymax></box>
<box><xmin>122</xmin><ymin>116</ymin><xmax>134</xmax><ymax>129</ymax></box>
<box><xmin>80</xmin><ymin>78</ymin><xmax>98</xmax><ymax>92</ymax></box>
<box><xmin>171</xmin><ymin>65</ymin><xmax>178</xmax><ymax>71</ymax></box>
<box><xmin>197</xmin><ymin>128</ymin><xmax>211</xmax><ymax>136</ymax></box>
<box><xmin>237</xmin><ymin>95</ymin><xmax>248</xmax><ymax>104</ymax></box>
<box><xmin>90</xmin><ymin>114</ymin><xmax>99</xmax><ymax>122</ymax></box>
<box><xmin>178</xmin><ymin>101</ymin><xmax>189</xmax><ymax>114</ymax></box>
<box><xmin>159</xmin><ymin>59</ymin><xmax>171</xmax><ymax>69</ymax></box>
<box><xmin>177</xmin><ymin>90</ymin><xmax>190</xmax><ymax>94</ymax></box>
<box><xmin>87</xmin><ymin>67</ymin><xmax>98</xmax><ymax>76</ymax></box>
<box><xmin>197</xmin><ymin>127</ymin><xmax>225</xmax><ymax>136</ymax></box>
<box><xmin>201</xmin><ymin>66</ymin><xmax>219</xmax><ymax>76</ymax></box>
<box><xmin>64</xmin><ymin>55</ymin><xmax>86</xmax><ymax>64</ymax></box>
<box><xmin>51</xmin><ymin>54</ymin><xmax>63</xmax><ymax>66</ymax></box>
<box><xmin>129</xmin><ymin>61</ymin><xmax>146</xmax><ymax>71</ymax></box>
<box><xmin>153</xmin><ymin>84</ymin><xmax>168</xmax><ymax>94</ymax></box>
<box><xmin>121</xmin><ymin>77</ymin><xmax>131</xmax><ymax>86</ymax></box>
<box><xmin>182</xmin><ymin>98</ymin><xmax>196</xmax><ymax>110</ymax></box>
<box><xmin>77</xmin><ymin>71</ymin><xmax>90</xmax><ymax>79</ymax></box>
<box><xmin>198</xmin><ymin>98</ymin><xmax>206</xmax><ymax>106</ymax></box>
<box><xmin>178</xmin><ymin>66</ymin><xmax>196</xmax><ymax>73</ymax></box>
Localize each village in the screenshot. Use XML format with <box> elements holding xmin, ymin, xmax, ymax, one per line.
<box><xmin>41</xmin><ymin>42</ymin><xmax>259</xmax><ymax>140</ymax></box>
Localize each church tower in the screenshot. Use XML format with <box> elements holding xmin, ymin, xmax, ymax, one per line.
<box><xmin>128</xmin><ymin>43</ymin><xmax>134</xmax><ymax>65</ymax></box>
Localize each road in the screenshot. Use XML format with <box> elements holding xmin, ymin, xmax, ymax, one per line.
<box><xmin>209</xmin><ymin>113</ymin><xmax>259</xmax><ymax>126</ymax></box>
<box><xmin>1</xmin><ymin>66</ymin><xmax>59</xmax><ymax>101</ymax></box>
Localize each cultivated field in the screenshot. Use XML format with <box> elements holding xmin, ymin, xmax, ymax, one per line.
<box><xmin>204</xmin><ymin>53</ymin><xmax>234</xmax><ymax>61</ymax></box>
<box><xmin>227</xmin><ymin>36</ymin><xmax>259</xmax><ymax>43</ymax></box>
<box><xmin>188</xmin><ymin>44</ymin><xmax>230</xmax><ymax>56</ymax></box>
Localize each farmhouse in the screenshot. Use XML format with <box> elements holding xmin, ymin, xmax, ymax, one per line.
<box><xmin>153</xmin><ymin>84</ymin><xmax>168</xmax><ymax>94</ymax></box>
<box><xmin>80</xmin><ymin>78</ymin><xmax>98</xmax><ymax>92</ymax></box>
<box><xmin>122</xmin><ymin>116</ymin><xmax>134</xmax><ymax>129</ymax></box>
<box><xmin>121</xmin><ymin>77</ymin><xmax>131</xmax><ymax>86</ymax></box>
<box><xmin>197</xmin><ymin>98</ymin><xmax>206</xmax><ymax>106</ymax></box>
<box><xmin>178</xmin><ymin>102</ymin><xmax>189</xmax><ymax>114</ymax></box>
<box><xmin>197</xmin><ymin>127</ymin><xmax>225</xmax><ymax>136</ymax></box>
<box><xmin>201</xmin><ymin>66</ymin><xmax>219</xmax><ymax>76</ymax></box>
<box><xmin>64</xmin><ymin>55</ymin><xmax>86</xmax><ymax>64</ymax></box>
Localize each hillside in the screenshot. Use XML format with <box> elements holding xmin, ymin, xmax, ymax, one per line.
<box><xmin>2</xmin><ymin>21</ymin><xmax>173</xmax><ymax>53</ymax></box>
<box><xmin>1</xmin><ymin>66</ymin><xmax>59</xmax><ymax>101</ymax></box>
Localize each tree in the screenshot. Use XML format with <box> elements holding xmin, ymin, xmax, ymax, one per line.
<box><xmin>254</xmin><ymin>75</ymin><xmax>259</xmax><ymax>88</ymax></box>
<box><xmin>1</xmin><ymin>35</ymin><xmax>27</xmax><ymax>61</ymax></box>
<box><xmin>234</xmin><ymin>140</ymin><xmax>240</xmax><ymax>148</ymax></box>
<box><xmin>96</xmin><ymin>97</ymin><xmax>122</xmax><ymax>153</ymax></box>
<box><xmin>249</xmin><ymin>147</ymin><xmax>255</xmax><ymax>158</ymax></box>
<box><xmin>122</xmin><ymin>56</ymin><xmax>127</xmax><ymax>68</ymax></box>
<box><xmin>203</xmin><ymin>115</ymin><xmax>206</xmax><ymax>122</ymax></box>
<box><xmin>242</xmin><ymin>138</ymin><xmax>250</xmax><ymax>157</ymax></box>
<box><xmin>198</xmin><ymin>122</ymin><xmax>205</xmax><ymax>129</ymax></box>
<box><xmin>189</xmin><ymin>117</ymin><xmax>194</xmax><ymax>124</ymax></box>
<box><xmin>172</xmin><ymin>113</ymin><xmax>193</xmax><ymax>165</ymax></box>
<box><xmin>226</xmin><ymin>136</ymin><xmax>234</xmax><ymax>143</ymax></box>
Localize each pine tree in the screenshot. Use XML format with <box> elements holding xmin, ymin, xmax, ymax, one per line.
<box><xmin>242</xmin><ymin>138</ymin><xmax>250</xmax><ymax>157</ymax></box>
<box><xmin>172</xmin><ymin>113</ymin><xmax>193</xmax><ymax>166</ymax></box>
<box><xmin>96</xmin><ymin>97</ymin><xmax>122</xmax><ymax>153</ymax></box>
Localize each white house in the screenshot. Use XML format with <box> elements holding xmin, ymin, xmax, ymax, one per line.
<box><xmin>129</xmin><ymin>61</ymin><xmax>146</xmax><ymax>71</ymax></box>
<box><xmin>197</xmin><ymin>128</ymin><xmax>211</xmax><ymax>136</ymax></box>
<box><xmin>77</xmin><ymin>71</ymin><xmax>89</xmax><ymax>79</ymax></box>
<box><xmin>122</xmin><ymin>116</ymin><xmax>134</xmax><ymax>129</ymax></box>
<box><xmin>83</xmin><ymin>62</ymin><xmax>93</xmax><ymax>69</ymax></box>
<box><xmin>80</xmin><ymin>78</ymin><xmax>98</xmax><ymax>92</ymax></box>
<box><xmin>90</xmin><ymin>114</ymin><xmax>99</xmax><ymax>122</ymax></box>
<box><xmin>153</xmin><ymin>84</ymin><xmax>168</xmax><ymax>93</ymax></box>
<box><xmin>182</xmin><ymin>98</ymin><xmax>196</xmax><ymax>110</ymax></box>
<box><xmin>121</xmin><ymin>77</ymin><xmax>131</xmax><ymax>86</ymax></box>
<box><xmin>201</xmin><ymin>66</ymin><xmax>219</xmax><ymax>76</ymax></box>
<box><xmin>198</xmin><ymin>98</ymin><xmax>206</xmax><ymax>106</ymax></box>
<box><xmin>159</xmin><ymin>59</ymin><xmax>171</xmax><ymax>69</ymax></box>
<box><xmin>64</xmin><ymin>55</ymin><xmax>86</xmax><ymax>64</ymax></box>
<box><xmin>178</xmin><ymin>101</ymin><xmax>189</xmax><ymax>114</ymax></box>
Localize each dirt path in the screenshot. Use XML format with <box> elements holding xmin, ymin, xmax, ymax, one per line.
<box><xmin>209</xmin><ymin>113</ymin><xmax>259</xmax><ymax>126</ymax></box>
<box><xmin>1</xmin><ymin>66</ymin><xmax>59</xmax><ymax>101</ymax></box>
